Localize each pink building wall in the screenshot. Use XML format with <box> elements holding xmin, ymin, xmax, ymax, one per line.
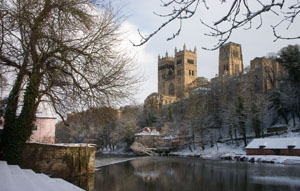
<box><xmin>28</xmin><ymin>118</ymin><xmax>56</xmax><ymax>144</ymax></box>
<box><xmin>0</xmin><ymin>116</ymin><xmax>4</xmax><ymax>130</ymax></box>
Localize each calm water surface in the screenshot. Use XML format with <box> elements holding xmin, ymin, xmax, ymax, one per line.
<box><xmin>90</xmin><ymin>156</ymin><xmax>300</xmax><ymax>191</ymax></box>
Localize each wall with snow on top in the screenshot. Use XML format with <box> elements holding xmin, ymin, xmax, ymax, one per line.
<box><xmin>246</xmin><ymin>137</ymin><xmax>300</xmax><ymax>156</ymax></box>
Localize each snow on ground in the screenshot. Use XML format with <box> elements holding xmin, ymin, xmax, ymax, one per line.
<box><xmin>266</xmin><ymin>131</ymin><xmax>300</xmax><ymax>139</ymax></box>
<box><xmin>97</xmin><ymin>132</ymin><xmax>300</xmax><ymax>166</ymax></box>
<box><xmin>170</xmin><ymin>143</ymin><xmax>245</xmax><ymax>159</ymax></box>
<box><xmin>170</xmin><ymin>141</ymin><xmax>300</xmax><ymax>165</ymax></box>
<box><xmin>135</xmin><ymin>127</ymin><xmax>161</xmax><ymax>136</ymax></box>
<box><xmin>221</xmin><ymin>153</ymin><xmax>300</xmax><ymax>165</ymax></box>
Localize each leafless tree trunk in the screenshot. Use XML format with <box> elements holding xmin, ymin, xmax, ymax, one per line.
<box><xmin>1</xmin><ymin>0</ymin><xmax>140</xmax><ymax>164</ymax></box>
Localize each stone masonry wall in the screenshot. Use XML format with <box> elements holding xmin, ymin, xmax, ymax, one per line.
<box><xmin>21</xmin><ymin>143</ymin><xmax>96</xmax><ymax>179</ymax></box>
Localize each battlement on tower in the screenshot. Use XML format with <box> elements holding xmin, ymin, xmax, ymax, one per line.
<box><xmin>158</xmin><ymin>52</ymin><xmax>175</xmax><ymax>62</ymax></box>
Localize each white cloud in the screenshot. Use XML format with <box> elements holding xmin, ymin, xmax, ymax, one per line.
<box><xmin>119</xmin><ymin>21</ymin><xmax>157</xmax><ymax>105</ymax></box>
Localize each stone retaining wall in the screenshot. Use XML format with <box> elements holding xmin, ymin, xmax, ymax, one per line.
<box><xmin>21</xmin><ymin>143</ymin><xmax>96</xmax><ymax>179</ymax></box>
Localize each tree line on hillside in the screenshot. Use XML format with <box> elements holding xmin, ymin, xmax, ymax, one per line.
<box><xmin>55</xmin><ymin>106</ymin><xmax>144</xmax><ymax>151</ymax></box>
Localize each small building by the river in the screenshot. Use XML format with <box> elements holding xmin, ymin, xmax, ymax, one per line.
<box><xmin>1</xmin><ymin>101</ymin><xmax>56</xmax><ymax>144</ymax></box>
<box><xmin>132</xmin><ymin>127</ymin><xmax>186</xmax><ymax>155</ymax></box>
<box><xmin>134</xmin><ymin>127</ymin><xmax>162</xmax><ymax>148</ymax></box>
<box><xmin>246</xmin><ymin>137</ymin><xmax>300</xmax><ymax>156</ymax></box>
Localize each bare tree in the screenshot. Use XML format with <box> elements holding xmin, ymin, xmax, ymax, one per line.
<box><xmin>1</xmin><ymin>0</ymin><xmax>140</xmax><ymax>164</ymax></box>
<box><xmin>132</xmin><ymin>0</ymin><xmax>299</xmax><ymax>49</ymax></box>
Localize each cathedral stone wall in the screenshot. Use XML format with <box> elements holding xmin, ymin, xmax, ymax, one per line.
<box><xmin>250</xmin><ymin>57</ymin><xmax>282</xmax><ymax>93</ymax></box>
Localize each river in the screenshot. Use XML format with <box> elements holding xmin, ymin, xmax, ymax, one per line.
<box><xmin>83</xmin><ymin>156</ymin><xmax>300</xmax><ymax>191</ymax></box>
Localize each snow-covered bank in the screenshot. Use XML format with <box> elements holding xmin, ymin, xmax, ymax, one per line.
<box><xmin>170</xmin><ymin>142</ymin><xmax>300</xmax><ymax>165</ymax></box>
<box><xmin>221</xmin><ymin>153</ymin><xmax>300</xmax><ymax>165</ymax></box>
<box><xmin>170</xmin><ymin>143</ymin><xmax>245</xmax><ymax>159</ymax></box>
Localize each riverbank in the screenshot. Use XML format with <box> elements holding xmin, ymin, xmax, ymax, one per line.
<box><xmin>170</xmin><ymin>142</ymin><xmax>245</xmax><ymax>159</ymax></box>
<box><xmin>221</xmin><ymin>153</ymin><xmax>300</xmax><ymax>165</ymax></box>
<box><xmin>98</xmin><ymin>143</ymin><xmax>300</xmax><ymax>166</ymax></box>
<box><xmin>97</xmin><ymin>134</ymin><xmax>300</xmax><ymax>166</ymax></box>
<box><xmin>169</xmin><ymin>142</ymin><xmax>300</xmax><ymax>165</ymax></box>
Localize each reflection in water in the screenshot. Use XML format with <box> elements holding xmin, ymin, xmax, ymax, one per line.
<box><xmin>92</xmin><ymin>157</ymin><xmax>300</xmax><ymax>191</ymax></box>
<box><xmin>252</xmin><ymin>176</ymin><xmax>300</xmax><ymax>187</ymax></box>
<box><xmin>66</xmin><ymin>173</ymin><xmax>95</xmax><ymax>191</ymax></box>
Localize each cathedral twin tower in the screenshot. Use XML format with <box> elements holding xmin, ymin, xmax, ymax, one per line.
<box><xmin>158</xmin><ymin>44</ymin><xmax>197</xmax><ymax>99</ymax></box>
<box><xmin>158</xmin><ymin>42</ymin><xmax>243</xmax><ymax>100</ymax></box>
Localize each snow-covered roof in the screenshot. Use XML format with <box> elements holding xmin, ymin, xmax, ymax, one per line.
<box><xmin>135</xmin><ymin>127</ymin><xmax>161</xmax><ymax>136</ymax></box>
<box><xmin>246</xmin><ymin>138</ymin><xmax>300</xmax><ymax>149</ymax></box>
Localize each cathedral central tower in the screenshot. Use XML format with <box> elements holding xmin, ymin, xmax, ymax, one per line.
<box><xmin>219</xmin><ymin>42</ymin><xmax>243</xmax><ymax>76</ymax></box>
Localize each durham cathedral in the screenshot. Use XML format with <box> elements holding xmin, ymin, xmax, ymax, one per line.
<box><xmin>144</xmin><ymin>42</ymin><xmax>284</xmax><ymax>109</ymax></box>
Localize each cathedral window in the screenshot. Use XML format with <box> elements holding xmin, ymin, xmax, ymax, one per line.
<box><xmin>177</xmin><ymin>70</ymin><xmax>182</xmax><ymax>76</ymax></box>
<box><xmin>192</xmin><ymin>70</ymin><xmax>194</xmax><ymax>76</ymax></box>
<box><xmin>188</xmin><ymin>59</ymin><xmax>194</xmax><ymax>64</ymax></box>
<box><xmin>177</xmin><ymin>59</ymin><xmax>182</xmax><ymax>65</ymax></box>
<box><xmin>168</xmin><ymin>68</ymin><xmax>174</xmax><ymax>76</ymax></box>
<box><xmin>189</xmin><ymin>70</ymin><xmax>191</xmax><ymax>75</ymax></box>
<box><xmin>255</xmin><ymin>63</ymin><xmax>260</xmax><ymax>69</ymax></box>
<box><xmin>226</xmin><ymin>65</ymin><xmax>229</xmax><ymax>71</ymax></box>
<box><xmin>169</xmin><ymin>83</ymin><xmax>175</xmax><ymax>96</ymax></box>
<box><xmin>233</xmin><ymin>50</ymin><xmax>239</xmax><ymax>57</ymax></box>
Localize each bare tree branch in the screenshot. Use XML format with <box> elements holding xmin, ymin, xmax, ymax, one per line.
<box><xmin>132</xmin><ymin>0</ymin><xmax>299</xmax><ymax>50</ymax></box>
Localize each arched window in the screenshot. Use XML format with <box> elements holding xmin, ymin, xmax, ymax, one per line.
<box><xmin>168</xmin><ymin>83</ymin><xmax>175</xmax><ymax>96</ymax></box>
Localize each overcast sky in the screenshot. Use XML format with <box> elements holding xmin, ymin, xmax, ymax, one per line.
<box><xmin>119</xmin><ymin>1</ymin><xmax>300</xmax><ymax>105</ymax></box>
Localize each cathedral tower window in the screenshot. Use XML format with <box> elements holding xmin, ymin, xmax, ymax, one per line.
<box><xmin>188</xmin><ymin>59</ymin><xmax>194</xmax><ymax>64</ymax></box>
<box><xmin>169</xmin><ymin>83</ymin><xmax>175</xmax><ymax>96</ymax></box>
<box><xmin>177</xmin><ymin>59</ymin><xmax>182</xmax><ymax>65</ymax></box>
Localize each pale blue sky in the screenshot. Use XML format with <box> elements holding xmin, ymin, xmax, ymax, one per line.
<box><xmin>119</xmin><ymin>1</ymin><xmax>300</xmax><ymax>104</ymax></box>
